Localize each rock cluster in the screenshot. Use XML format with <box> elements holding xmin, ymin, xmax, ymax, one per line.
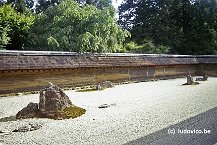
<box><xmin>97</xmin><ymin>81</ymin><xmax>114</xmax><ymax>90</ymax></box>
<box><xmin>12</xmin><ymin>123</ymin><xmax>42</xmax><ymax>132</ymax></box>
<box><xmin>16</xmin><ymin>83</ymin><xmax>85</xmax><ymax>120</ymax></box>
<box><xmin>196</xmin><ymin>74</ymin><xmax>208</xmax><ymax>81</ymax></box>
<box><xmin>184</xmin><ymin>74</ymin><xmax>199</xmax><ymax>85</ymax></box>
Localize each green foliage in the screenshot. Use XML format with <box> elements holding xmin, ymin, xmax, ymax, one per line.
<box><xmin>124</xmin><ymin>41</ymin><xmax>170</xmax><ymax>54</ymax></box>
<box><xmin>88</xmin><ymin>0</ymin><xmax>112</xmax><ymax>9</ymax></box>
<box><xmin>118</xmin><ymin>0</ymin><xmax>137</xmax><ymax>30</ymax></box>
<box><xmin>47</xmin><ymin>36</ymin><xmax>60</xmax><ymax>48</ymax></box>
<box><xmin>182</xmin><ymin>0</ymin><xmax>217</xmax><ymax>54</ymax></box>
<box><xmin>119</xmin><ymin>0</ymin><xmax>178</xmax><ymax>54</ymax></box>
<box><xmin>119</xmin><ymin>0</ymin><xmax>217</xmax><ymax>55</ymax></box>
<box><xmin>0</xmin><ymin>4</ymin><xmax>34</xmax><ymax>50</ymax></box>
<box><xmin>1</xmin><ymin>0</ymin><xmax>34</xmax><ymax>13</ymax></box>
<box><xmin>35</xmin><ymin>0</ymin><xmax>112</xmax><ymax>13</ymax></box>
<box><xmin>26</xmin><ymin>0</ymin><xmax>129</xmax><ymax>52</ymax></box>
<box><xmin>36</xmin><ymin>0</ymin><xmax>60</xmax><ymax>13</ymax></box>
<box><xmin>12</xmin><ymin>0</ymin><xmax>27</xmax><ymax>13</ymax></box>
<box><xmin>1</xmin><ymin>0</ymin><xmax>112</xmax><ymax>13</ymax></box>
<box><xmin>0</xmin><ymin>26</ymin><xmax>10</xmax><ymax>49</ymax></box>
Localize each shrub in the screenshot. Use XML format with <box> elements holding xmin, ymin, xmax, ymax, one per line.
<box><xmin>124</xmin><ymin>40</ymin><xmax>170</xmax><ymax>54</ymax></box>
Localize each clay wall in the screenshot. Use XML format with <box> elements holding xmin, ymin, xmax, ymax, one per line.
<box><xmin>0</xmin><ymin>51</ymin><xmax>217</xmax><ymax>94</ymax></box>
<box><xmin>201</xmin><ymin>64</ymin><xmax>217</xmax><ymax>76</ymax></box>
<box><xmin>0</xmin><ymin>65</ymin><xmax>201</xmax><ymax>94</ymax></box>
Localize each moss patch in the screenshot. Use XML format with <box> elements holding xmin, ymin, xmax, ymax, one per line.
<box><xmin>76</xmin><ymin>85</ymin><xmax>98</xmax><ymax>92</ymax></box>
<box><xmin>0</xmin><ymin>91</ymin><xmax>39</xmax><ymax>97</ymax></box>
<box><xmin>62</xmin><ymin>106</ymin><xmax>86</xmax><ymax>119</ymax></box>
<box><xmin>76</xmin><ymin>88</ymin><xmax>98</xmax><ymax>92</ymax></box>
<box><xmin>22</xmin><ymin>91</ymin><xmax>39</xmax><ymax>95</ymax></box>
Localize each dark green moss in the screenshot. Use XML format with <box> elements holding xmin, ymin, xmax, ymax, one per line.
<box><xmin>76</xmin><ymin>85</ymin><xmax>98</xmax><ymax>92</ymax></box>
<box><xmin>62</xmin><ymin>106</ymin><xmax>86</xmax><ymax>119</ymax></box>
<box><xmin>76</xmin><ymin>88</ymin><xmax>98</xmax><ymax>92</ymax></box>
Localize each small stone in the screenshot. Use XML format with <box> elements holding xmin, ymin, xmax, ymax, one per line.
<box><xmin>98</xmin><ymin>104</ymin><xmax>110</xmax><ymax>108</ymax></box>
<box><xmin>98</xmin><ymin>103</ymin><xmax>116</xmax><ymax>109</ymax></box>
<box><xmin>29</xmin><ymin>123</ymin><xmax>42</xmax><ymax>131</ymax></box>
<box><xmin>12</xmin><ymin>129</ymin><xmax>18</xmax><ymax>132</ymax></box>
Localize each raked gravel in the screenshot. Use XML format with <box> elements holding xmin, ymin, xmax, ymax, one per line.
<box><xmin>1</xmin><ymin>77</ymin><xmax>217</xmax><ymax>145</ymax></box>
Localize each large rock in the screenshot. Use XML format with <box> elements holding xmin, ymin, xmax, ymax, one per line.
<box><xmin>39</xmin><ymin>82</ymin><xmax>73</xmax><ymax>112</ymax></box>
<box><xmin>203</xmin><ymin>74</ymin><xmax>208</xmax><ymax>81</ymax></box>
<box><xmin>38</xmin><ymin>82</ymin><xmax>74</xmax><ymax>119</ymax></box>
<box><xmin>187</xmin><ymin>74</ymin><xmax>193</xmax><ymax>85</ymax></box>
<box><xmin>16</xmin><ymin>102</ymin><xmax>39</xmax><ymax>119</ymax></box>
<box><xmin>184</xmin><ymin>74</ymin><xmax>199</xmax><ymax>85</ymax></box>
<box><xmin>16</xmin><ymin>83</ymin><xmax>85</xmax><ymax>120</ymax></box>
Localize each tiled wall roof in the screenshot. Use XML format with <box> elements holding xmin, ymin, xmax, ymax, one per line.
<box><xmin>0</xmin><ymin>51</ymin><xmax>217</xmax><ymax>71</ymax></box>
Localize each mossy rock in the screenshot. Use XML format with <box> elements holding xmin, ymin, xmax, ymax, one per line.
<box><xmin>62</xmin><ymin>106</ymin><xmax>86</xmax><ymax>119</ymax></box>
<box><xmin>38</xmin><ymin>106</ymin><xmax>86</xmax><ymax>120</ymax></box>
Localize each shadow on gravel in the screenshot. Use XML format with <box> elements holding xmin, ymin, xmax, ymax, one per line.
<box><xmin>125</xmin><ymin>106</ymin><xmax>217</xmax><ymax>145</ymax></box>
<box><xmin>0</xmin><ymin>116</ymin><xmax>17</xmax><ymax>122</ymax></box>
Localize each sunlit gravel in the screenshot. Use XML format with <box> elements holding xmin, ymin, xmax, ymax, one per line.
<box><xmin>1</xmin><ymin>77</ymin><xmax>217</xmax><ymax>145</ymax></box>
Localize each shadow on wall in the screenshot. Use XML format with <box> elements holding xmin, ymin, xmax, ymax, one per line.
<box><xmin>125</xmin><ymin>106</ymin><xmax>217</xmax><ymax>145</ymax></box>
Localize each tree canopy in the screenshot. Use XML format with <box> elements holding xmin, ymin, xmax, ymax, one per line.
<box><xmin>0</xmin><ymin>4</ymin><xmax>34</xmax><ymax>49</ymax></box>
<box><xmin>0</xmin><ymin>0</ymin><xmax>34</xmax><ymax>13</ymax></box>
<box><xmin>26</xmin><ymin>0</ymin><xmax>129</xmax><ymax>52</ymax></box>
<box><xmin>119</xmin><ymin>0</ymin><xmax>217</xmax><ymax>54</ymax></box>
<box><xmin>1</xmin><ymin>0</ymin><xmax>217</xmax><ymax>54</ymax></box>
<box><xmin>1</xmin><ymin>0</ymin><xmax>113</xmax><ymax>13</ymax></box>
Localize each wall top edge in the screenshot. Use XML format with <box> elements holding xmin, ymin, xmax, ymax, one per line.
<box><xmin>1</xmin><ymin>50</ymin><xmax>217</xmax><ymax>58</ymax></box>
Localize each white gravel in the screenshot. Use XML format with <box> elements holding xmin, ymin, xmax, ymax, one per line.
<box><xmin>1</xmin><ymin>77</ymin><xmax>217</xmax><ymax>145</ymax></box>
